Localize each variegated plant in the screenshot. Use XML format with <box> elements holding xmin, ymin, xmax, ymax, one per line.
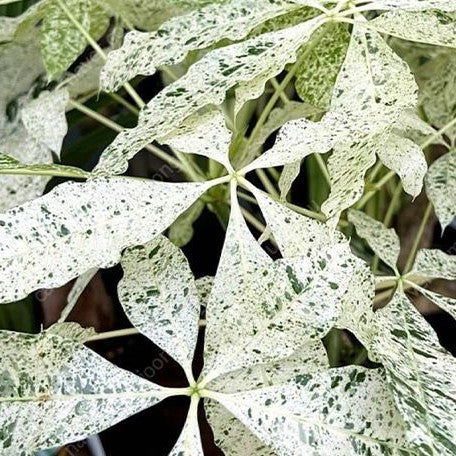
<box><xmin>1</xmin><ymin>0</ymin><xmax>456</xmax><ymax>454</ymax></box>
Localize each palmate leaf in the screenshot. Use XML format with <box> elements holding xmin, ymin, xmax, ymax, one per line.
<box><xmin>0</xmin><ymin>325</ymin><xmax>169</xmax><ymax>456</ymax></box>
<box><xmin>0</xmin><ymin>177</ymin><xmax>216</xmax><ymax>303</ymax></box>
<box><xmin>119</xmin><ymin>236</ymin><xmax>201</xmax><ymax>379</ymax></box>
<box><xmin>100</xmin><ymin>0</ymin><xmax>301</xmax><ymax>92</ymax></box>
<box><xmin>212</xmin><ymin>367</ymin><xmax>411</xmax><ymax>455</ymax></box>
<box><xmin>425</xmin><ymin>150</ymin><xmax>456</xmax><ymax>229</ymax></box>
<box><xmin>94</xmin><ymin>16</ymin><xmax>325</xmax><ymax>174</ymax></box>
<box><xmin>201</xmin><ymin>184</ymin><xmax>356</xmax><ymax>383</ymax></box>
<box><xmin>363</xmin><ymin>0</ymin><xmax>456</xmax><ymax>12</ymax></box>
<box><xmin>411</xmin><ymin>248</ymin><xmax>456</xmax><ymax>280</ymax></box>
<box><xmin>369</xmin><ymin>10</ymin><xmax>456</xmax><ymax>48</ymax></box>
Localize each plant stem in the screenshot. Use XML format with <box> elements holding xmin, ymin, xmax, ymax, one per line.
<box><xmin>68</xmin><ymin>99</ymin><xmax>187</xmax><ymax>173</ymax></box>
<box><xmin>241</xmin><ymin>207</ymin><xmax>267</xmax><ymax>233</ymax></box>
<box><xmin>314</xmin><ymin>154</ymin><xmax>331</xmax><ymax>186</ymax></box>
<box><xmin>403</xmin><ymin>202</ymin><xmax>433</xmax><ymax>274</ymax></box>
<box><xmin>256</xmin><ymin>168</ymin><xmax>279</xmax><ymax>198</ymax></box>
<box><xmin>55</xmin><ymin>0</ymin><xmax>145</xmax><ymax>110</ymax></box>
<box><xmin>356</xmin><ymin>170</ymin><xmax>396</xmax><ymax>210</ymax></box>
<box><xmin>420</xmin><ymin>116</ymin><xmax>456</xmax><ymax>149</ymax></box>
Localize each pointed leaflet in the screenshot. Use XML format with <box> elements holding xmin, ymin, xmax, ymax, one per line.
<box><xmin>39</xmin><ymin>0</ymin><xmax>110</xmax><ymax>80</ymax></box>
<box><xmin>410</xmin><ymin>284</ymin><xmax>456</xmax><ymax>321</ymax></box>
<box><xmin>278</xmin><ymin>161</ymin><xmax>301</xmax><ymax>200</ymax></box>
<box><xmin>94</xmin><ymin>17</ymin><xmax>325</xmax><ymax>175</ymax></box>
<box><xmin>425</xmin><ymin>151</ymin><xmax>456</xmax><ymax>229</ymax></box>
<box><xmin>370</xmin><ymin>289</ymin><xmax>456</xmax><ymax>455</ymax></box>
<box><xmin>376</xmin><ymin>133</ymin><xmax>427</xmax><ymax>197</ymax></box>
<box><xmin>169</xmin><ymin>397</ymin><xmax>203</xmax><ymax>456</ymax></box>
<box><xmin>348</xmin><ymin>210</ymin><xmax>400</xmax><ymax>272</ymax></box>
<box><xmin>161</xmin><ymin>110</ymin><xmax>233</xmax><ymax>170</ymax></box>
<box><xmin>411</xmin><ymin>248</ymin><xmax>456</xmax><ymax>280</ymax></box>
<box><xmin>21</xmin><ymin>89</ymin><xmax>69</xmax><ymax>155</ymax></box>
<box><xmin>369</xmin><ymin>11</ymin><xmax>456</xmax><ymax>48</ymax></box>
<box><xmin>202</xmin><ymin>183</ymin><xmax>355</xmax><ymax>382</ymax></box>
<box><xmin>249</xmin><ymin>185</ymin><xmax>343</xmax><ymax>256</ymax></box>
<box><xmin>295</xmin><ymin>22</ymin><xmax>350</xmax><ymax>110</ymax></box>
<box><xmin>100</xmin><ymin>0</ymin><xmax>301</xmax><ymax>91</ymax></box>
<box><xmin>0</xmin><ymin>327</ymin><xmax>168</xmax><ymax>455</ymax></box>
<box><xmin>119</xmin><ymin>236</ymin><xmax>200</xmax><ymax>378</ymax></box>
<box><xmin>0</xmin><ymin>177</ymin><xmax>215</xmax><ymax>303</ymax></box>
<box><xmin>213</xmin><ymin>366</ymin><xmax>411</xmax><ymax>455</ymax></box>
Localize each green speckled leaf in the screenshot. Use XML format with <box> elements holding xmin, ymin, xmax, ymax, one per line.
<box><xmin>0</xmin><ymin>177</ymin><xmax>214</xmax><ymax>303</ymax></box>
<box><xmin>348</xmin><ymin>209</ymin><xmax>400</xmax><ymax>272</ymax></box>
<box><xmin>425</xmin><ymin>150</ymin><xmax>456</xmax><ymax>229</ymax></box>
<box><xmin>0</xmin><ymin>327</ymin><xmax>169</xmax><ymax>455</ymax></box>
<box><xmin>369</xmin><ymin>10</ymin><xmax>456</xmax><ymax>47</ymax></box>
<box><xmin>94</xmin><ymin>17</ymin><xmax>325</xmax><ymax>175</ymax></box>
<box><xmin>295</xmin><ymin>22</ymin><xmax>350</xmax><ymax>109</ymax></box>
<box><xmin>212</xmin><ymin>366</ymin><xmax>411</xmax><ymax>455</ymax></box>
<box><xmin>119</xmin><ymin>236</ymin><xmax>201</xmax><ymax>378</ymax></box>
<box><xmin>100</xmin><ymin>0</ymin><xmax>301</xmax><ymax>92</ymax></box>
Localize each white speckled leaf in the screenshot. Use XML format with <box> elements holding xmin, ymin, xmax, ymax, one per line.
<box><xmin>369</xmin><ymin>10</ymin><xmax>456</xmax><ymax>47</ymax></box>
<box><xmin>411</xmin><ymin>248</ymin><xmax>456</xmax><ymax>280</ymax></box>
<box><xmin>370</xmin><ymin>289</ymin><xmax>456</xmax><ymax>455</ymax></box>
<box><xmin>0</xmin><ymin>177</ymin><xmax>214</xmax><ymax>303</ymax></box>
<box><xmin>161</xmin><ymin>110</ymin><xmax>232</xmax><ymax>170</ymax></box>
<box><xmin>348</xmin><ymin>209</ymin><xmax>400</xmax><ymax>272</ymax></box>
<box><xmin>213</xmin><ymin>366</ymin><xmax>411</xmax><ymax>455</ymax></box>
<box><xmin>335</xmin><ymin>258</ymin><xmax>376</xmax><ymax>349</ymax></box>
<box><xmin>119</xmin><ymin>236</ymin><xmax>200</xmax><ymax>377</ymax></box>
<box><xmin>418</xmin><ymin>52</ymin><xmax>456</xmax><ymax>144</ymax></box>
<box><xmin>0</xmin><ymin>328</ymin><xmax>169</xmax><ymax>455</ymax></box>
<box><xmin>278</xmin><ymin>161</ymin><xmax>301</xmax><ymax>200</ymax></box>
<box><xmin>425</xmin><ymin>151</ymin><xmax>456</xmax><ymax>229</ymax></box>
<box><xmin>329</xmin><ymin>24</ymin><xmax>417</xmax><ymax>135</ymax></box>
<box><xmin>321</xmin><ymin>136</ymin><xmax>377</xmax><ymax>220</ymax></box>
<box><xmin>376</xmin><ymin>133</ymin><xmax>427</xmax><ymax>197</ymax></box>
<box><xmin>364</xmin><ymin>0</ymin><xmax>456</xmax><ymax>12</ymax></box>
<box><xmin>170</xmin><ymin>397</ymin><xmax>203</xmax><ymax>456</ymax></box>
<box><xmin>206</xmin><ymin>342</ymin><xmax>329</xmax><ymax>456</ymax></box>
<box><xmin>39</xmin><ymin>0</ymin><xmax>109</xmax><ymax>80</ymax></box>
<box><xmin>0</xmin><ymin>132</ymin><xmax>52</xmax><ymax>212</ymax></box>
<box><xmin>94</xmin><ymin>17</ymin><xmax>325</xmax><ymax>175</ymax></box>
<box><xmin>202</xmin><ymin>184</ymin><xmax>355</xmax><ymax>383</ymax></box>
<box><xmin>100</xmin><ymin>0</ymin><xmax>300</xmax><ymax>92</ymax></box>
<box><xmin>21</xmin><ymin>89</ymin><xmax>69</xmax><ymax>155</ymax></box>
<box><xmin>195</xmin><ymin>276</ymin><xmax>214</xmax><ymax>307</ymax></box>
<box><xmin>249</xmin><ymin>186</ymin><xmax>343</xmax><ymax>256</ymax></box>
<box><xmin>410</xmin><ymin>284</ymin><xmax>456</xmax><ymax>321</ymax></box>
<box><xmin>295</xmin><ymin>22</ymin><xmax>350</xmax><ymax>110</ymax></box>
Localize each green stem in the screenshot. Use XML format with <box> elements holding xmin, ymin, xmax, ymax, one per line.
<box><xmin>403</xmin><ymin>202</ymin><xmax>433</xmax><ymax>274</ymax></box>
<box><xmin>55</xmin><ymin>0</ymin><xmax>145</xmax><ymax>109</ymax></box>
<box><xmin>68</xmin><ymin>99</ymin><xmax>187</xmax><ymax>173</ymax></box>
<box><xmin>255</xmin><ymin>168</ymin><xmax>279</xmax><ymax>198</ymax></box>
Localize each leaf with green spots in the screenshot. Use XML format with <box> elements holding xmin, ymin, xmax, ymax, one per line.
<box><xmin>211</xmin><ymin>366</ymin><xmax>411</xmax><ymax>455</ymax></box>
<box><xmin>348</xmin><ymin>209</ymin><xmax>400</xmax><ymax>272</ymax></box>
<box><xmin>0</xmin><ymin>177</ymin><xmax>215</xmax><ymax>303</ymax></box>
<box><xmin>425</xmin><ymin>150</ymin><xmax>456</xmax><ymax>229</ymax></box>
<box><xmin>295</xmin><ymin>22</ymin><xmax>350</xmax><ymax>110</ymax></box>
<box><xmin>94</xmin><ymin>16</ymin><xmax>325</xmax><ymax>175</ymax></box>
<box><xmin>369</xmin><ymin>10</ymin><xmax>456</xmax><ymax>47</ymax></box>
<box><xmin>39</xmin><ymin>0</ymin><xmax>110</xmax><ymax>80</ymax></box>
<box><xmin>119</xmin><ymin>236</ymin><xmax>201</xmax><ymax>378</ymax></box>
<box><xmin>100</xmin><ymin>0</ymin><xmax>302</xmax><ymax>92</ymax></box>
<box><xmin>0</xmin><ymin>326</ymin><xmax>169</xmax><ymax>455</ymax></box>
